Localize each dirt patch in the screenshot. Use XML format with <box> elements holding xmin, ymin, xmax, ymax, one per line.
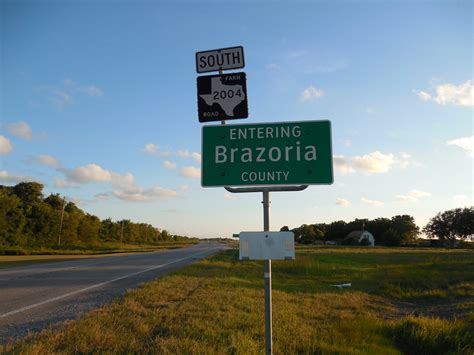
<box><xmin>388</xmin><ymin>298</ymin><xmax>473</xmax><ymax>320</ymax></box>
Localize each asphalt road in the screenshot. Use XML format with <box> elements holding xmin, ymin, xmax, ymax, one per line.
<box><xmin>0</xmin><ymin>242</ymin><xmax>227</xmax><ymax>344</ymax></box>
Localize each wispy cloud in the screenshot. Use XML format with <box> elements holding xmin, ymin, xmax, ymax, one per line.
<box><xmin>0</xmin><ymin>135</ymin><xmax>13</xmax><ymax>155</ymax></box>
<box><xmin>111</xmin><ymin>185</ymin><xmax>178</xmax><ymax>202</ymax></box>
<box><xmin>35</xmin><ymin>154</ymin><xmax>60</xmax><ymax>167</ymax></box>
<box><xmin>336</xmin><ymin>198</ymin><xmax>351</xmax><ymax>207</ymax></box>
<box><xmin>415</xmin><ymin>80</ymin><xmax>473</xmax><ymax>107</ymax></box>
<box><xmin>163</xmin><ymin>160</ymin><xmax>177</xmax><ymax>170</ymax></box>
<box><xmin>361</xmin><ymin>197</ymin><xmax>384</xmax><ymax>207</ymax></box>
<box><xmin>352</xmin><ymin>151</ymin><xmax>395</xmax><ymax>174</ymax></box>
<box><xmin>300</xmin><ymin>86</ymin><xmax>324</xmax><ymax>102</ymax></box>
<box><xmin>447</xmin><ymin>136</ymin><xmax>474</xmax><ymax>157</ymax></box>
<box><xmin>224</xmin><ymin>193</ymin><xmax>238</xmax><ymax>201</ymax></box>
<box><xmin>334</xmin><ymin>151</ymin><xmax>413</xmax><ymax>176</ymax></box>
<box><xmin>0</xmin><ymin>170</ymin><xmax>35</xmax><ymax>184</ymax></box>
<box><xmin>143</xmin><ymin>143</ymin><xmax>201</xmax><ymax>163</ymax></box>
<box><xmin>47</xmin><ymin>79</ymin><xmax>104</xmax><ymax>109</ymax></box>
<box><xmin>396</xmin><ymin>189</ymin><xmax>431</xmax><ymax>203</ymax></box>
<box><xmin>451</xmin><ymin>194</ymin><xmax>472</xmax><ymax>206</ymax></box>
<box><xmin>55</xmin><ymin>162</ymin><xmax>181</xmax><ymax>203</ymax></box>
<box><xmin>4</xmin><ymin>121</ymin><xmax>33</xmax><ymax>140</ymax></box>
<box><xmin>179</xmin><ymin>166</ymin><xmax>201</xmax><ymax>179</ymax></box>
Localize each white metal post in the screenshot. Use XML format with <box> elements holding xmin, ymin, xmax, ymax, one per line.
<box><xmin>262</xmin><ymin>190</ymin><xmax>272</xmax><ymax>355</ymax></box>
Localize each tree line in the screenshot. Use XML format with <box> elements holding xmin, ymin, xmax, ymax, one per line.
<box><xmin>0</xmin><ymin>182</ymin><xmax>196</xmax><ymax>249</ymax></box>
<box><xmin>281</xmin><ymin>207</ymin><xmax>473</xmax><ymax>246</ymax></box>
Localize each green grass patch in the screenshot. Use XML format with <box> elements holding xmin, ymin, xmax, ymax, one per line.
<box><xmin>0</xmin><ymin>242</ymin><xmax>198</xmax><ymax>268</ymax></box>
<box><xmin>4</xmin><ymin>247</ymin><xmax>473</xmax><ymax>354</ymax></box>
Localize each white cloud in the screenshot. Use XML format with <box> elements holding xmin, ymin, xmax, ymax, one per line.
<box><xmin>35</xmin><ymin>154</ymin><xmax>60</xmax><ymax>167</ymax></box>
<box><xmin>0</xmin><ymin>170</ymin><xmax>34</xmax><ymax>184</ymax></box>
<box><xmin>334</xmin><ymin>151</ymin><xmax>413</xmax><ymax>176</ymax></box>
<box><xmin>163</xmin><ymin>160</ymin><xmax>177</xmax><ymax>170</ymax></box>
<box><xmin>62</xmin><ymin>164</ymin><xmax>112</xmax><ymax>184</ymax></box>
<box><xmin>180</xmin><ymin>166</ymin><xmax>201</xmax><ymax>179</ymax></box>
<box><xmin>300</xmin><ymin>85</ymin><xmax>324</xmax><ymax>102</ymax></box>
<box><xmin>110</xmin><ymin>172</ymin><xmax>135</xmax><ymax>189</ymax></box>
<box><xmin>396</xmin><ymin>189</ymin><xmax>431</xmax><ymax>203</ymax></box>
<box><xmin>451</xmin><ymin>194</ymin><xmax>472</xmax><ymax>206</ymax></box>
<box><xmin>352</xmin><ymin>151</ymin><xmax>395</xmax><ymax>174</ymax></box>
<box><xmin>435</xmin><ymin>80</ymin><xmax>473</xmax><ymax>107</ymax></box>
<box><xmin>447</xmin><ymin>136</ymin><xmax>474</xmax><ymax>157</ymax></box>
<box><xmin>415</xmin><ymin>80</ymin><xmax>473</xmax><ymax>107</ymax></box>
<box><xmin>415</xmin><ymin>90</ymin><xmax>432</xmax><ymax>101</ymax></box>
<box><xmin>4</xmin><ymin>121</ymin><xmax>33</xmax><ymax>140</ymax></box>
<box><xmin>335</xmin><ymin>198</ymin><xmax>350</xmax><ymax>207</ymax></box>
<box><xmin>0</xmin><ymin>135</ymin><xmax>13</xmax><ymax>155</ymax></box>
<box><xmin>144</xmin><ymin>143</ymin><xmax>157</xmax><ymax>154</ymax></box>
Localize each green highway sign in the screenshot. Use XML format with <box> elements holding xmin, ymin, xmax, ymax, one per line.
<box><xmin>201</xmin><ymin>120</ymin><xmax>333</xmax><ymax>187</ymax></box>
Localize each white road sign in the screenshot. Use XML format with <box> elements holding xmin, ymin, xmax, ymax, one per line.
<box><xmin>239</xmin><ymin>231</ymin><xmax>295</xmax><ymax>260</ymax></box>
<box><xmin>196</xmin><ymin>46</ymin><xmax>245</xmax><ymax>73</ymax></box>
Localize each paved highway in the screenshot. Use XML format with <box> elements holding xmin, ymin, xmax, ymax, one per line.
<box><xmin>0</xmin><ymin>242</ymin><xmax>227</xmax><ymax>343</ymax></box>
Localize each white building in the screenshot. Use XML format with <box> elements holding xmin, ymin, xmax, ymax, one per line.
<box><xmin>345</xmin><ymin>230</ymin><xmax>375</xmax><ymax>246</ymax></box>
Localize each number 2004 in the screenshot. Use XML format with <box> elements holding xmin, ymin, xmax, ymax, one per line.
<box><xmin>212</xmin><ymin>89</ymin><xmax>242</xmax><ymax>100</ymax></box>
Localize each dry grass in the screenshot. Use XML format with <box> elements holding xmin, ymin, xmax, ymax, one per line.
<box><xmin>3</xmin><ymin>247</ymin><xmax>473</xmax><ymax>354</ymax></box>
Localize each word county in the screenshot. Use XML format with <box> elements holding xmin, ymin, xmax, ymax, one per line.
<box><xmin>214</xmin><ymin>125</ymin><xmax>317</xmax><ymax>183</ymax></box>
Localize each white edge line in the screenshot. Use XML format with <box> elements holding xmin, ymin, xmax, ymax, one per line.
<box><xmin>0</xmin><ymin>247</ymin><xmax>217</xmax><ymax>319</ymax></box>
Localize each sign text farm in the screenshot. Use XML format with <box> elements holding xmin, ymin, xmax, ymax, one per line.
<box><xmin>197</xmin><ymin>72</ymin><xmax>248</xmax><ymax>123</ymax></box>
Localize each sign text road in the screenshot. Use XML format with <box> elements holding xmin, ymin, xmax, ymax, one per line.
<box><xmin>197</xmin><ymin>72</ymin><xmax>248</xmax><ymax>122</ymax></box>
<box><xmin>201</xmin><ymin>120</ymin><xmax>333</xmax><ymax>187</ymax></box>
<box><xmin>196</xmin><ymin>46</ymin><xmax>245</xmax><ymax>73</ymax></box>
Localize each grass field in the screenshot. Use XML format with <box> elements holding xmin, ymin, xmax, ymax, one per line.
<box><xmin>0</xmin><ymin>242</ymin><xmax>198</xmax><ymax>268</ymax></box>
<box><xmin>3</xmin><ymin>246</ymin><xmax>474</xmax><ymax>354</ymax></box>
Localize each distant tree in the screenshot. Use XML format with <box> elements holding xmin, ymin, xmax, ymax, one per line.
<box><xmin>0</xmin><ymin>188</ymin><xmax>26</xmax><ymax>246</ymax></box>
<box><xmin>382</xmin><ymin>228</ymin><xmax>402</xmax><ymax>247</ymax></box>
<box><xmin>325</xmin><ymin>220</ymin><xmax>347</xmax><ymax>241</ymax></box>
<box><xmin>295</xmin><ymin>224</ymin><xmax>324</xmax><ymax>244</ymax></box>
<box><xmin>280</xmin><ymin>226</ymin><xmax>289</xmax><ymax>232</ymax></box>
<box><xmin>44</xmin><ymin>194</ymin><xmax>65</xmax><ymax>210</ymax></box>
<box><xmin>390</xmin><ymin>215</ymin><xmax>419</xmax><ymax>244</ymax></box>
<box><xmin>423</xmin><ymin>207</ymin><xmax>474</xmax><ymax>246</ymax></box>
<box><xmin>13</xmin><ymin>182</ymin><xmax>44</xmax><ymax>207</ymax></box>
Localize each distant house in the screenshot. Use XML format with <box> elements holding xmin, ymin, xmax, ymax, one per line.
<box><xmin>345</xmin><ymin>230</ymin><xmax>375</xmax><ymax>246</ymax></box>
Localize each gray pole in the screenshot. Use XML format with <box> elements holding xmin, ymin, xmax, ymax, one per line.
<box><xmin>262</xmin><ymin>190</ymin><xmax>272</xmax><ymax>355</ymax></box>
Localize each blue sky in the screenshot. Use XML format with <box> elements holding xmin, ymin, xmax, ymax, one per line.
<box><xmin>1</xmin><ymin>0</ymin><xmax>472</xmax><ymax>238</ymax></box>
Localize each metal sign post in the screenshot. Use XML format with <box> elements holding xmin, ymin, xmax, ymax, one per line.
<box><xmin>225</xmin><ymin>184</ymin><xmax>307</xmax><ymax>355</ymax></box>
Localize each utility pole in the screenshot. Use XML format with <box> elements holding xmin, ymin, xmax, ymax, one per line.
<box><xmin>58</xmin><ymin>197</ymin><xmax>66</xmax><ymax>246</ymax></box>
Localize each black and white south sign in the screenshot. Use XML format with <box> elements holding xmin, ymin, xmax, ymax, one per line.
<box><xmin>196</xmin><ymin>46</ymin><xmax>245</xmax><ymax>73</ymax></box>
<box><xmin>197</xmin><ymin>72</ymin><xmax>248</xmax><ymax>123</ymax></box>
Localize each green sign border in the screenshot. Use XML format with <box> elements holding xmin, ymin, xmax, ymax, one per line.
<box><xmin>201</xmin><ymin>120</ymin><xmax>334</xmax><ymax>187</ymax></box>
